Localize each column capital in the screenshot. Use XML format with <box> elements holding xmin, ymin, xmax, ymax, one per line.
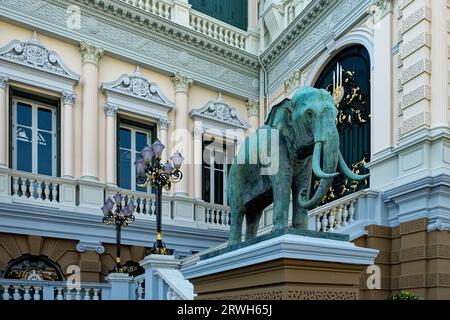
<box><xmin>193</xmin><ymin>127</ymin><xmax>205</xmax><ymax>138</ymax></box>
<box><xmin>246</xmin><ymin>99</ymin><xmax>260</xmax><ymax>117</ymax></box>
<box><xmin>62</xmin><ymin>91</ymin><xmax>76</xmax><ymax>106</ymax></box>
<box><xmin>0</xmin><ymin>75</ymin><xmax>9</xmax><ymax>89</ymax></box>
<box><xmin>105</xmin><ymin>103</ymin><xmax>119</xmax><ymax>117</ymax></box>
<box><xmin>159</xmin><ymin>118</ymin><xmax>170</xmax><ymax>130</ymax></box>
<box><xmin>80</xmin><ymin>41</ymin><xmax>104</xmax><ymax>65</ymax></box>
<box><xmin>171</xmin><ymin>73</ymin><xmax>193</xmax><ymax>93</ymax></box>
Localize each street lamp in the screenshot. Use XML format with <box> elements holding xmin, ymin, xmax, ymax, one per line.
<box><xmin>135</xmin><ymin>140</ymin><xmax>184</xmax><ymax>255</ymax></box>
<box><xmin>101</xmin><ymin>192</ymin><xmax>136</xmax><ymax>272</ymax></box>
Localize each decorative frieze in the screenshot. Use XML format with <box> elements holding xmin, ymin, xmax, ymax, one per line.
<box><xmin>171</xmin><ymin>73</ymin><xmax>193</xmax><ymax>93</ymax></box>
<box><xmin>401</xmin><ymin>7</ymin><xmax>431</xmax><ymax>35</ymax></box>
<box><xmin>399</xmin><ymin>274</ymin><xmax>425</xmax><ymax>289</ymax></box>
<box><xmin>401</xmin><ymin>59</ymin><xmax>431</xmax><ymax>85</ymax></box>
<box><xmin>284</xmin><ymin>70</ymin><xmax>301</xmax><ymax>94</ymax></box>
<box><xmin>401</xmin><ymin>85</ymin><xmax>431</xmax><ymax>109</ymax></box>
<box><xmin>62</xmin><ymin>91</ymin><xmax>76</xmax><ymax>106</ymax></box>
<box><xmin>80</xmin><ymin>41</ymin><xmax>104</xmax><ymax>66</ymax></box>
<box><xmin>246</xmin><ymin>99</ymin><xmax>260</xmax><ymax>117</ymax></box>
<box><xmin>400</xmin><ymin>111</ymin><xmax>431</xmax><ymax>135</ymax></box>
<box><xmin>400</xmin><ymin>246</ymin><xmax>425</xmax><ymax>262</ymax></box>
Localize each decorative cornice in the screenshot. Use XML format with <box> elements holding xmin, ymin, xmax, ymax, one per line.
<box><xmin>159</xmin><ymin>118</ymin><xmax>170</xmax><ymax>130</ymax></box>
<box><xmin>102</xmin><ymin>66</ymin><xmax>174</xmax><ymax>107</ymax></box>
<box><xmin>62</xmin><ymin>91</ymin><xmax>76</xmax><ymax>106</ymax></box>
<box><xmin>172</xmin><ymin>73</ymin><xmax>194</xmax><ymax>94</ymax></box>
<box><xmin>0</xmin><ymin>31</ymin><xmax>80</xmax><ymax>81</ymax></box>
<box><xmin>76</xmin><ymin>241</ymin><xmax>105</xmax><ymax>254</ymax></box>
<box><xmin>104</xmin><ymin>103</ymin><xmax>119</xmax><ymax>117</ymax></box>
<box><xmin>190</xmin><ymin>93</ymin><xmax>250</xmax><ymax>129</ymax></box>
<box><xmin>246</xmin><ymin>99</ymin><xmax>260</xmax><ymax>118</ymax></box>
<box><xmin>80</xmin><ymin>41</ymin><xmax>104</xmax><ymax>66</ymax></box>
<box><xmin>0</xmin><ymin>75</ymin><xmax>8</xmax><ymax>89</ymax></box>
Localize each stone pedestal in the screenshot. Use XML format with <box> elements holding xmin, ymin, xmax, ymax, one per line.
<box><xmin>183</xmin><ymin>232</ymin><xmax>379</xmax><ymax>300</ymax></box>
<box><xmin>105</xmin><ymin>273</ymin><xmax>133</xmax><ymax>300</ymax></box>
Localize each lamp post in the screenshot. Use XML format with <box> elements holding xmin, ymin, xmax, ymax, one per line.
<box><xmin>101</xmin><ymin>192</ymin><xmax>136</xmax><ymax>272</ymax></box>
<box><xmin>135</xmin><ymin>140</ymin><xmax>184</xmax><ymax>255</ymax></box>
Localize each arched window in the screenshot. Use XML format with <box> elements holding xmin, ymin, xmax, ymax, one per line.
<box><xmin>2</xmin><ymin>255</ymin><xmax>64</xmax><ymax>281</ymax></box>
<box><xmin>313</xmin><ymin>45</ymin><xmax>371</xmax><ymax>204</ymax></box>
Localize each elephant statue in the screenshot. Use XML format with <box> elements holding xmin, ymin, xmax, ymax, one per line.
<box><xmin>227</xmin><ymin>86</ymin><xmax>369</xmax><ymax>245</ymax></box>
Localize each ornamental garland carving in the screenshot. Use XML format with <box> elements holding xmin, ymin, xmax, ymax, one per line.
<box><xmin>190</xmin><ymin>94</ymin><xmax>250</xmax><ymax>129</ymax></box>
<box><xmin>0</xmin><ymin>31</ymin><xmax>79</xmax><ymax>81</ymax></box>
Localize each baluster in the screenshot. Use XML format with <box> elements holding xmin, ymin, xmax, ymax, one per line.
<box><xmin>151</xmin><ymin>200</ymin><xmax>156</xmax><ymax>215</ymax></box>
<box><xmin>208</xmin><ymin>209</ymin><xmax>213</xmax><ymax>223</ymax></box>
<box><xmin>219</xmin><ymin>27</ymin><xmax>224</xmax><ymax>41</ymax></box>
<box><xmin>224</xmin><ymin>30</ymin><xmax>229</xmax><ymax>44</ymax></box>
<box><xmin>33</xmin><ymin>286</ymin><xmax>41</xmax><ymax>300</ymax></box>
<box><xmin>75</xmin><ymin>288</ymin><xmax>81</xmax><ymax>300</ymax></box>
<box><xmin>56</xmin><ymin>287</ymin><xmax>64</xmax><ymax>300</ymax></box>
<box><xmin>65</xmin><ymin>288</ymin><xmax>73</xmax><ymax>300</ymax></box>
<box><xmin>2</xmin><ymin>285</ymin><xmax>11</xmax><ymax>300</ymax></box>
<box><xmin>84</xmin><ymin>288</ymin><xmax>91</xmax><ymax>300</ymax></box>
<box><xmin>321</xmin><ymin>211</ymin><xmax>329</xmax><ymax>232</ymax></box>
<box><xmin>151</xmin><ymin>0</ymin><xmax>157</xmax><ymax>15</ymax></box>
<box><xmin>165</xmin><ymin>5</ymin><xmax>170</xmax><ymax>19</ymax></box>
<box><xmin>228</xmin><ymin>211</ymin><xmax>231</xmax><ymax>225</ymax></box>
<box><xmin>328</xmin><ymin>208</ymin><xmax>336</xmax><ymax>232</ymax></box>
<box><xmin>212</xmin><ymin>24</ymin><xmax>218</xmax><ymax>39</ymax></box>
<box><xmin>348</xmin><ymin>200</ymin><xmax>355</xmax><ymax>223</ymax></box>
<box><xmin>213</xmin><ymin>209</ymin><xmax>217</xmax><ymax>224</ymax></box>
<box><xmin>157</xmin><ymin>3</ymin><xmax>163</xmax><ymax>17</ymax></box>
<box><xmin>240</xmin><ymin>36</ymin><xmax>245</xmax><ymax>49</ymax></box>
<box><xmin>29</xmin><ymin>179</ymin><xmax>36</xmax><ymax>199</ymax></box>
<box><xmin>335</xmin><ymin>206</ymin><xmax>343</xmax><ymax>230</ymax></box>
<box><xmin>93</xmin><ymin>289</ymin><xmax>100</xmax><ymax>301</ymax></box>
<box><xmin>54</xmin><ymin>184</ymin><xmax>59</xmax><ymax>202</ymax></box>
<box><xmin>23</xmin><ymin>286</ymin><xmax>31</xmax><ymax>300</ymax></box>
<box><xmin>136</xmin><ymin>197</ymin><xmax>141</xmax><ymax>214</ymax></box>
<box><xmin>137</xmin><ymin>281</ymin><xmax>144</xmax><ymax>300</ymax></box>
<box><xmin>37</xmin><ymin>181</ymin><xmax>43</xmax><ymax>201</ymax></box>
<box><xmin>315</xmin><ymin>214</ymin><xmax>321</xmax><ymax>232</ymax></box>
<box><xmin>196</xmin><ymin>17</ymin><xmax>202</xmax><ymax>32</ymax></box>
<box><xmin>342</xmin><ymin>203</ymin><xmax>349</xmax><ymax>225</ymax></box>
<box><xmin>12</xmin><ymin>177</ymin><xmax>20</xmax><ymax>197</ymax></box>
<box><xmin>13</xmin><ymin>286</ymin><xmax>21</xmax><ymax>300</ymax></box>
<box><xmin>218</xmin><ymin>210</ymin><xmax>223</xmax><ymax>225</ymax></box>
<box><xmin>44</xmin><ymin>183</ymin><xmax>51</xmax><ymax>202</ymax></box>
<box><xmin>142</xmin><ymin>198</ymin><xmax>147</xmax><ymax>215</ymax></box>
<box><xmin>144</xmin><ymin>0</ymin><xmax>150</xmax><ymax>11</ymax></box>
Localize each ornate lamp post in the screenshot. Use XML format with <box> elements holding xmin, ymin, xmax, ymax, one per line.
<box><xmin>135</xmin><ymin>140</ymin><xmax>184</xmax><ymax>255</ymax></box>
<box><xmin>101</xmin><ymin>192</ymin><xmax>136</xmax><ymax>272</ymax></box>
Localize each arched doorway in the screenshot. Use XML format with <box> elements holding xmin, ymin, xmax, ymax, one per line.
<box><xmin>313</xmin><ymin>45</ymin><xmax>371</xmax><ymax>204</ymax></box>
<box><xmin>2</xmin><ymin>254</ymin><xmax>65</xmax><ymax>281</ymax></box>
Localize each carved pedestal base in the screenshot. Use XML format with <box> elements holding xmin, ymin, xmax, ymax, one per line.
<box><xmin>183</xmin><ymin>234</ymin><xmax>379</xmax><ymax>300</ymax></box>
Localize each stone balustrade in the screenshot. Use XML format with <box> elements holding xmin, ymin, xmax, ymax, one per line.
<box><xmin>202</xmin><ymin>202</ymin><xmax>231</xmax><ymax>228</ymax></box>
<box><xmin>0</xmin><ymin>279</ymin><xmax>108</xmax><ymax>301</ymax></box>
<box><xmin>10</xmin><ymin>171</ymin><xmax>60</xmax><ymax>205</ymax></box>
<box><xmin>123</xmin><ymin>0</ymin><xmax>172</xmax><ymax>19</ymax></box>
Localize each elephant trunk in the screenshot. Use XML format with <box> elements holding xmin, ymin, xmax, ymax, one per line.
<box><xmin>298</xmin><ymin>127</ymin><xmax>339</xmax><ymax>210</ymax></box>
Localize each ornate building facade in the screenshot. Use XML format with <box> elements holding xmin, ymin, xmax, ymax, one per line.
<box><xmin>0</xmin><ymin>0</ymin><xmax>449</xmax><ymax>299</ymax></box>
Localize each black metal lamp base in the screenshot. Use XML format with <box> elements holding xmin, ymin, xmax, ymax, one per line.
<box><xmin>150</xmin><ymin>239</ymin><xmax>174</xmax><ymax>255</ymax></box>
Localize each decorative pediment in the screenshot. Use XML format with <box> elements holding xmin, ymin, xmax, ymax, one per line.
<box><xmin>0</xmin><ymin>32</ymin><xmax>79</xmax><ymax>81</ymax></box>
<box><xmin>101</xmin><ymin>66</ymin><xmax>174</xmax><ymax>107</ymax></box>
<box><xmin>190</xmin><ymin>94</ymin><xmax>249</xmax><ymax>129</ymax></box>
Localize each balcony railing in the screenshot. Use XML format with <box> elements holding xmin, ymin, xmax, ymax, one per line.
<box><xmin>0</xmin><ymin>279</ymin><xmax>109</xmax><ymax>301</ymax></box>
<box><xmin>11</xmin><ymin>171</ymin><xmax>61</xmax><ymax>205</ymax></box>
<box><xmin>119</xmin><ymin>0</ymin><xmax>255</xmax><ymax>53</ymax></box>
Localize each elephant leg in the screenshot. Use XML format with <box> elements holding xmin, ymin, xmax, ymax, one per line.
<box><xmin>292</xmin><ymin>170</ymin><xmax>312</xmax><ymax>230</ymax></box>
<box><xmin>229</xmin><ymin>203</ymin><xmax>245</xmax><ymax>245</ymax></box>
<box><xmin>245</xmin><ymin>209</ymin><xmax>263</xmax><ymax>241</ymax></box>
<box><xmin>271</xmin><ymin>174</ymin><xmax>293</xmax><ymax>231</ymax></box>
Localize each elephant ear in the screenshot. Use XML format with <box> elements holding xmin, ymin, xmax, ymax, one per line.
<box><xmin>264</xmin><ymin>98</ymin><xmax>294</xmax><ymax>142</ymax></box>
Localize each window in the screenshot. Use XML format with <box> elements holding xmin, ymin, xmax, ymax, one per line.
<box><xmin>118</xmin><ymin>121</ymin><xmax>153</xmax><ymax>192</ymax></box>
<box><xmin>313</xmin><ymin>45</ymin><xmax>371</xmax><ymax>204</ymax></box>
<box><xmin>202</xmin><ymin>137</ymin><xmax>235</xmax><ymax>205</ymax></box>
<box><xmin>12</xmin><ymin>98</ymin><xmax>57</xmax><ymax>176</ymax></box>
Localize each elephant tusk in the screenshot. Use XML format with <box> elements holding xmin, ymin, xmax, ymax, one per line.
<box><xmin>338</xmin><ymin>152</ymin><xmax>370</xmax><ymax>181</ymax></box>
<box><xmin>312</xmin><ymin>141</ymin><xmax>339</xmax><ymax>179</ymax></box>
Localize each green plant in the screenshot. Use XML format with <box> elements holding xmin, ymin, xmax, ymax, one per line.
<box><xmin>385</xmin><ymin>291</ymin><xmax>422</xmax><ymax>300</ymax></box>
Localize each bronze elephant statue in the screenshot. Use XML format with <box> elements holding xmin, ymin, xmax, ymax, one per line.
<box><xmin>227</xmin><ymin>86</ymin><xmax>368</xmax><ymax>245</ymax></box>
